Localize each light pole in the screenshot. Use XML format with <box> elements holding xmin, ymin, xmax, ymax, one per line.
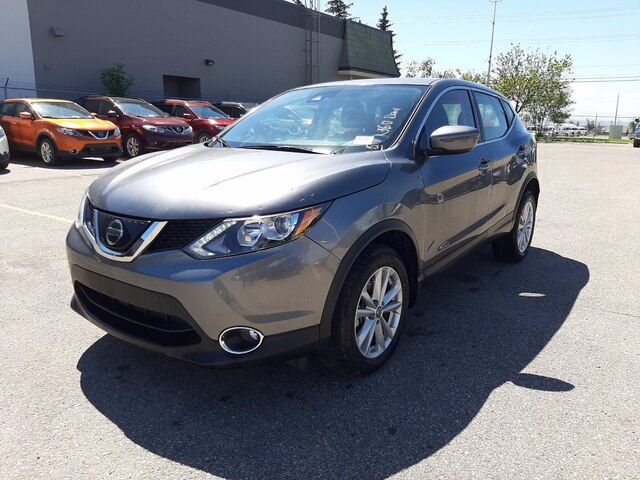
<box><xmin>486</xmin><ymin>0</ymin><xmax>502</xmax><ymax>84</ymax></box>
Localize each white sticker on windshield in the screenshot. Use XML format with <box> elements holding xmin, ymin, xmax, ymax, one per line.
<box><xmin>353</xmin><ymin>136</ymin><xmax>375</xmax><ymax>145</ymax></box>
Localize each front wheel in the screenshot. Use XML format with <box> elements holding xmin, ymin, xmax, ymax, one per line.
<box><xmin>0</xmin><ymin>161</ymin><xmax>8</xmax><ymax>170</ymax></box>
<box><xmin>197</xmin><ymin>132</ymin><xmax>213</xmax><ymax>143</ymax></box>
<box><xmin>492</xmin><ymin>190</ymin><xmax>537</xmax><ymax>262</ymax></box>
<box><xmin>325</xmin><ymin>244</ymin><xmax>409</xmax><ymax>375</ymax></box>
<box><xmin>124</xmin><ymin>134</ymin><xmax>145</xmax><ymax>158</ymax></box>
<box><xmin>39</xmin><ymin>138</ymin><xmax>59</xmax><ymax>166</ymax></box>
<box><xmin>633</xmin><ymin>140</ymin><xmax>640</xmax><ymax>148</ymax></box>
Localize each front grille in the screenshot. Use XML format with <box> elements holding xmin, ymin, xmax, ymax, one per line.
<box><xmin>145</xmin><ymin>219</ymin><xmax>219</xmax><ymax>254</ymax></box>
<box><xmin>75</xmin><ymin>282</ymin><xmax>201</xmax><ymax>347</ymax></box>
<box><xmin>87</xmin><ymin>130</ymin><xmax>109</xmax><ymax>140</ymax></box>
<box><xmin>80</xmin><ymin>143</ymin><xmax>120</xmax><ymax>155</ymax></box>
<box><xmin>167</xmin><ymin>126</ymin><xmax>186</xmax><ymax>134</ymax></box>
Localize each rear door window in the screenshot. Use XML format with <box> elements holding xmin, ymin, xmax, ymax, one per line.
<box><xmin>475</xmin><ymin>92</ymin><xmax>509</xmax><ymax>141</ymax></box>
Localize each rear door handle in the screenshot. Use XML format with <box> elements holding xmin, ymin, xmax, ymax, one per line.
<box><xmin>517</xmin><ymin>145</ymin><xmax>530</xmax><ymax>159</ymax></box>
<box><xmin>478</xmin><ymin>158</ymin><xmax>491</xmax><ymax>171</ymax></box>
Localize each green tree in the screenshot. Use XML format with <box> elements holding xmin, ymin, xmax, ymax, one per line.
<box><xmin>404</xmin><ymin>58</ymin><xmax>435</xmax><ymax>78</ymax></box>
<box><xmin>325</xmin><ymin>0</ymin><xmax>353</xmax><ymax>19</ymax></box>
<box><xmin>492</xmin><ymin>45</ymin><xmax>573</xmax><ymax>135</ymax></box>
<box><xmin>377</xmin><ymin>5</ymin><xmax>402</xmax><ymax>69</ymax></box>
<box><xmin>585</xmin><ymin>119</ymin><xmax>596</xmax><ymax>135</ymax></box>
<box><xmin>100</xmin><ymin>63</ymin><xmax>134</xmax><ymax>97</ymax></box>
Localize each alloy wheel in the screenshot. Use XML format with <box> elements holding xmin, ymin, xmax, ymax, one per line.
<box><xmin>40</xmin><ymin>141</ymin><xmax>53</xmax><ymax>164</ymax></box>
<box><xmin>126</xmin><ymin>137</ymin><xmax>140</xmax><ymax>157</ymax></box>
<box><xmin>517</xmin><ymin>200</ymin><xmax>534</xmax><ymax>253</ymax></box>
<box><xmin>354</xmin><ymin>266</ymin><xmax>403</xmax><ymax>359</ymax></box>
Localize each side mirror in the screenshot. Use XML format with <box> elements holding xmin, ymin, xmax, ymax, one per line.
<box><xmin>426</xmin><ymin>125</ymin><xmax>480</xmax><ymax>156</ymax></box>
<box><xmin>19</xmin><ymin>111</ymin><xmax>33</xmax><ymax>120</ymax></box>
<box><xmin>106</xmin><ymin>110</ymin><xmax>119</xmax><ymax>118</ymax></box>
<box><xmin>182</xmin><ymin>113</ymin><xmax>195</xmax><ymax>120</ymax></box>
<box><xmin>90</xmin><ymin>112</ymin><xmax>98</xmax><ymax>117</ymax></box>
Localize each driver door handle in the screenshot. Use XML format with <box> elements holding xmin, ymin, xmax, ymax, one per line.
<box><xmin>478</xmin><ymin>158</ymin><xmax>491</xmax><ymax>171</ymax></box>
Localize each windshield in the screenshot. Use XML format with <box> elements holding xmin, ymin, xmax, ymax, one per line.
<box><xmin>117</xmin><ymin>101</ymin><xmax>168</xmax><ymax>118</ymax></box>
<box><xmin>190</xmin><ymin>105</ymin><xmax>228</xmax><ymax>120</ymax></box>
<box><xmin>32</xmin><ymin>102</ymin><xmax>93</xmax><ymax>119</ymax></box>
<box><xmin>219</xmin><ymin>84</ymin><xmax>427</xmax><ymax>153</ymax></box>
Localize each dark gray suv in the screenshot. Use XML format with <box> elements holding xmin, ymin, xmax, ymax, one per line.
<box><xmin>66</xmin><ymin>79</ymin><xmax>538</xmax><ymax>375</ymax></box>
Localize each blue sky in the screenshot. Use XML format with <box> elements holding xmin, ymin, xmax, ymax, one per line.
<box><xmin>346</xmin><ymin>0</ymin><xmax>640</xmax><ymax>125</ymax></box>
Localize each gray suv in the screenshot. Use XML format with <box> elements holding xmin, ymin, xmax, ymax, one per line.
<box><xmin>66</xmin><ymin>79</ymin><xmax>538</xmax><ymax>374</ymax></box>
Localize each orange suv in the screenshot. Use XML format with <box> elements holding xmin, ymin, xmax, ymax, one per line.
<box><xmin>0</xmin><ymin>99</ymin><xmax>122</xmax><ymax>166</ymax></box>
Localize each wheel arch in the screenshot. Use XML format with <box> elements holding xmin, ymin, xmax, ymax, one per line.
<box><xmin>318</xmin><ymin>219</ymin><xmax>420</xmax><ymax>346</ymax></box>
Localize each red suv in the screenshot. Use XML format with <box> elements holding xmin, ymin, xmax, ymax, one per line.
<box><xmin>153</xmin><ymin>100</ymin><xmax>235</xmax><ymax>143</ymax></box>
<box><xmin>76</xmin><ymin>96</ymin><xmax>194</xmax><ymax>157</ymax></box>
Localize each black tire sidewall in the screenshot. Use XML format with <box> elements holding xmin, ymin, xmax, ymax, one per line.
<box><xmin>333</xmin><ymin>245</ymin><xmax>410</xmax><ymax>374</ymax></box>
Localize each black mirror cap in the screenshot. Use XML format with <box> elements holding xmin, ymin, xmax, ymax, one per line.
<box><xmin>427</xmin><ymin>125</ymin><xmax>481</xmax><ymax>155</ymax></box>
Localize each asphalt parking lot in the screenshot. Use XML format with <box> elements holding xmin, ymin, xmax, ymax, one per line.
<box><xmin>0</xmin><ymin>142</ymin><xmax>638</xmax><ymax>479</ymax></box>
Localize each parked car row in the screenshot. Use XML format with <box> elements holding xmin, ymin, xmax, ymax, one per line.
<box><xmin>0</xmin><ymin>95</ymin><xmax>241</xmax><ymax>165</ymax></box>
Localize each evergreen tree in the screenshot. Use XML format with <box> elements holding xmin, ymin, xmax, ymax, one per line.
<box><xmin>325</xmin><ymin>0</ymin><xmax>353</xmax><ymax>19</ymax></box>
<box><xmin>377</xmin><ymin>5</ymin><xmax>402</xmax><ymax>69</ymax></box>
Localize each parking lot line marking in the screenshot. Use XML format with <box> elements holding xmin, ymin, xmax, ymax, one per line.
<box><xmin>0</xmin><ymin>203</ymin><xmax>73</xmax><ymax>224</ymax></box>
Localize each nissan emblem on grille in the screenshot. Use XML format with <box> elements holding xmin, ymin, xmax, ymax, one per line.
<box><xmin>105</xmin><ymin>219</ymin><xmax>125</xmax><ymax>246</ymax></box>
<box><xmin>175</xmin><ymin>127</ymin><xmax>183</xmax><ymax>133</ymax></box>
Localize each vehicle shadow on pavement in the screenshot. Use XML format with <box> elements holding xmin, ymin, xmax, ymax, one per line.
<box><xmin>77</xmin><ymin>247</ymin><xmax>589</xmax><ymax>480</ymax></box>
<box><xmin>6</xmin><ymin>152</ymin><xmax>119</xmax><ymax>170</ymax></box>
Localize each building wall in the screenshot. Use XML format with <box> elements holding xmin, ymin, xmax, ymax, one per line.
<box><xmin>0</xmin><ymin>0</ymin><xmax>37</xmax><ymax>100</ymax></box>
<box><xmin>25</xmin><ymin>0</ymin><xmax>344</xmax><ymax>102</ymax></box>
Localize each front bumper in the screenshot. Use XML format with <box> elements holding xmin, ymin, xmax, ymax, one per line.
<box><xmin>142</xmin><ymin>130</ymin><xmax>194</xmax><ymax>149</ymax></box>
<box><xmin>60</xmin><ymin>143</ymin><xmax>122</xmax><ymax>158</ymax></box>
<box><xmin>66</xmin><ymin>225</ymin><xmax>340</xmax><ymax>366</ymax></box>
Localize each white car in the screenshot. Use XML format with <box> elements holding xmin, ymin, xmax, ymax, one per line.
<box><xmin>0</xmin><ymin>125</ymin><xmax>9</xmax><ymax>170</ymax></box>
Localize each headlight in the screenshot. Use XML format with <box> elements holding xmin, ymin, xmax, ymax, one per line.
<box><xmin>184</xmin><ymin>125</ymin><xmax>192</xmax><ymax>134</ymax></box>
<box><xmin>113</xmin><ymin>127</ymin><xmax>121</xmax><ymax>137</ymax></box>
<box><xmin>142</xmin><ymin>125</ymin><xmax>166</xmax><ymax>133</ymax></box>
<box><xmin>75</xmin><ymin>191</ymin><xmax>88</xmax><ymax>230</ymax></box>
<box><xmin>0</xmin><ymin>127</ymin><xmax>5</xmax><ymax>138</ymax></box>
<box><xmin>58</xmin><ymin>127</ymin><xmax>82</xmax><ymax>137</ymax></box>
<box><xmin>185</xmin><ymin>203</ymin><xmax>330</xmax><ymax>259</ymax></box>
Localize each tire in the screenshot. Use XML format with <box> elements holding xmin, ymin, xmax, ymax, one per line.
<box><xmin>38</xmin><ymin>137</ymin><xmax>59</xmax><ymax>166</ymax></box>
<box><xmin>124</xmin><ymin>133</ymin><xmax>145</xmax><ymax>158</ymax></box>
<box><xmin>102</xmin><ymin>155</ymin><xmax>119</xmax><ymax>163</ymax></box>
<box><xmin>0</xmin><ymin>161</ymin><xmax>8</xmax><ymax>170</ymax></box>
<box><xmin>324</xmin><ymin>244</ymin><xmax>409</xmax><ymax>375</ymax></box>
<box><xmin>492</xmin><ymin>190</ymin><xmax>537</xmax><ymax>262</ymax></box>
<box><xmin>197</xmin><ymin>132</ymin><xmax>213</xmax><ymax>144</ymax></box>
<box><xmin>633</xmin><ymin>140</ymin><xmax>640</xmax><ymax>148</ymax></box>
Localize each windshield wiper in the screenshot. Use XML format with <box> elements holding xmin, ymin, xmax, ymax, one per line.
<box><xmin>208</xmin><ymin>135</ymin><xmax>231</xmax><ymax>148</ymax></box>
<box><xmin>239</xmin><ymin>145</ymin><xmax>323</xmax><ymax>154</ymax></box>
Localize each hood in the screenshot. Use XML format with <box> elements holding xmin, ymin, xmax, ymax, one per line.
<box><xmin>44</xmin><ymin>118</ymin><xmax>116</xmax><ymax>130</ymax></box>
<box><xmin>211</xmin><ymin>118</ymin><xmax>234</xmax><ymax>127</ymax></box>
<box><xmin>88</xmin><ymin>144</ymin><xmax>390</xmax><ymax>219</ymax></box>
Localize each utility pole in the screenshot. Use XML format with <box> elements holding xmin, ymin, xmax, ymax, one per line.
<box><xmin>486</xmin><ymin>0</ymin><xmax>502</xmax><ymax>84</ymax></box>
<box><xmin>614</xmin><ymin>93</ymin><xmax>620</xmax><ymax>125</ymax></box>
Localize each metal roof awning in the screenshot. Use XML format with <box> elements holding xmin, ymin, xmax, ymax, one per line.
<box><xmin>338</xmin><ymin>20</ymin><xmax>400</xmax><ymax>79</ymax></box>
